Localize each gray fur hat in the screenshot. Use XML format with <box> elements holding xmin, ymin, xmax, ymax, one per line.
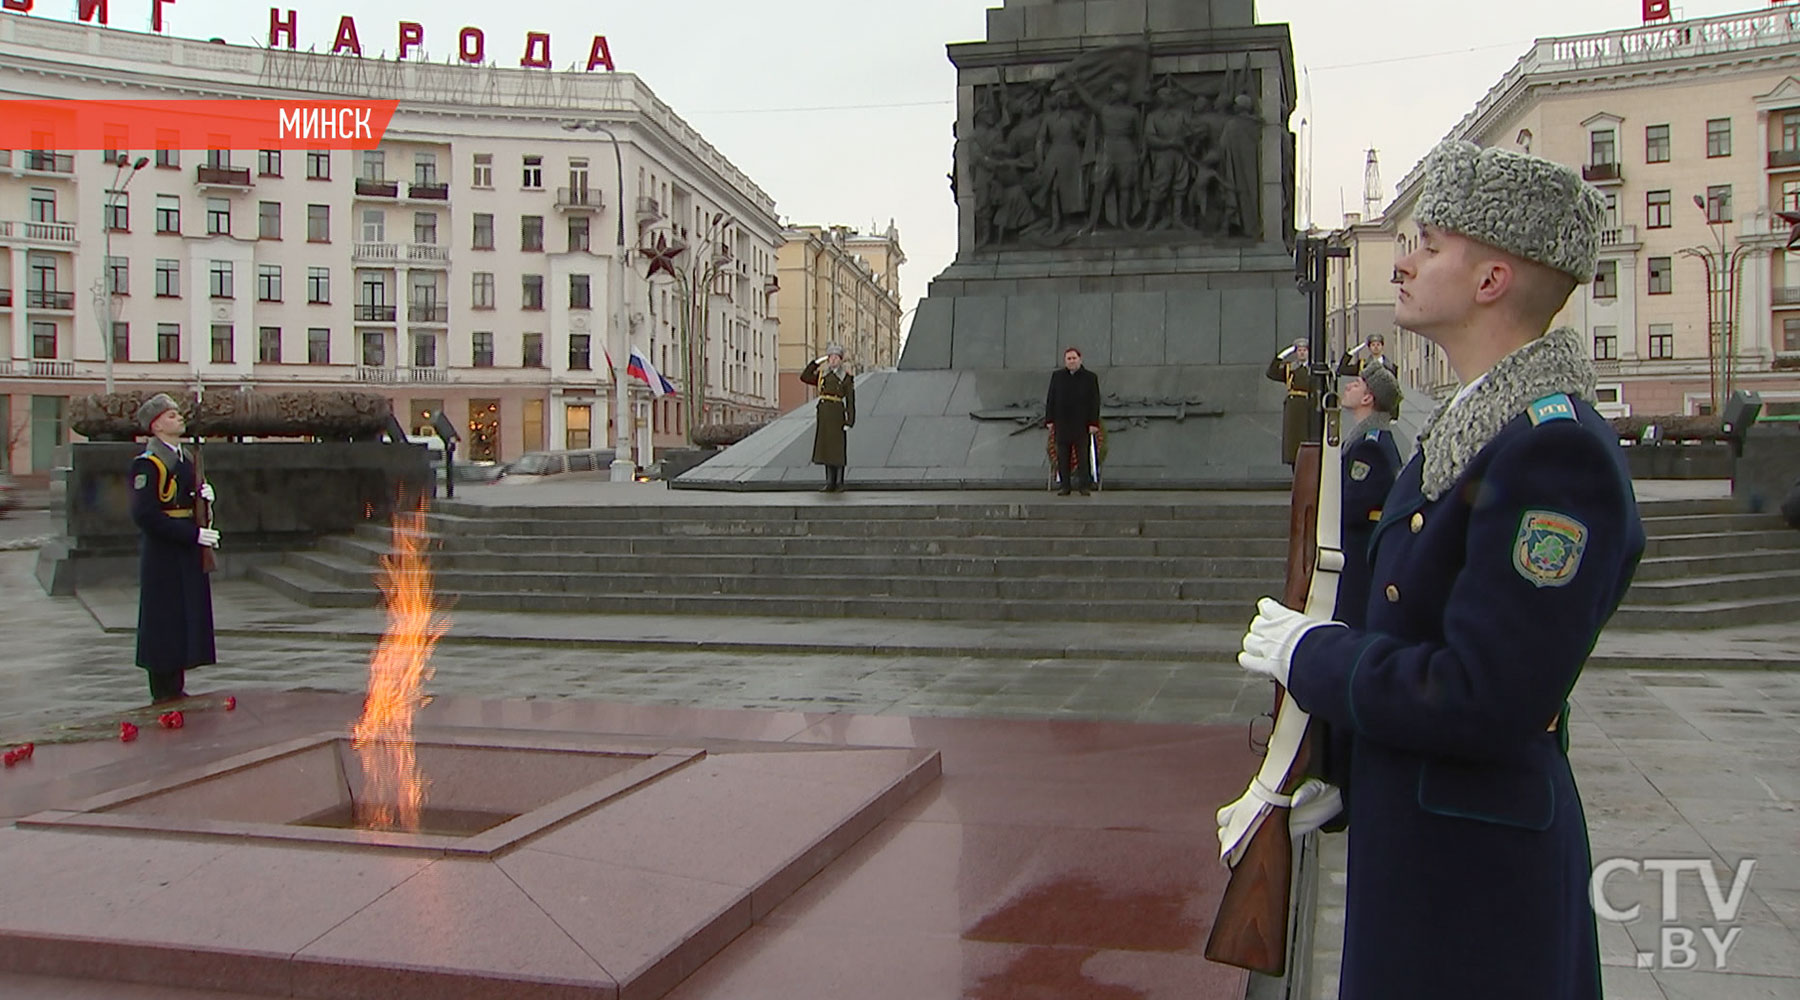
<box><xmin>1416</xmin><ymin>140</ymin><xmax>1605</xmax><ymax>283</ymax></box>
<box><xmin>1358</xmin><ymin>364</ymin><xmax>1402</xmax><ymax>416</ymax></box>
<box><xmin>135</xmin><ymin>392</ymin><xmax>181</xmax><ymax>431</ymax></box>
<box><xmin>825</xmin><ymin>343</ymin><xmax>846</xmax><ymax>357</ymax></box>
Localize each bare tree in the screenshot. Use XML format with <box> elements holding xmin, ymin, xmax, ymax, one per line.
<box><xmin>2</xmin><ymin>414</ymin><xmax>28</xmax><ymax>473</ymax></box>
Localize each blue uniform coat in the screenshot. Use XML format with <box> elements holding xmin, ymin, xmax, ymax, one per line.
<box><xmin>130</xmin><ymin>442</ymin><xmax>216</xmax><ymax>674</ymax></box>
<box><xmin>1337</xmin><ymin>426</ymin><xmax>1402</xmax><ymax>626</ymax></box>
<box><xmin>1288</xmin><ymin>395</ymin><xmax>1644</xmax><ymax>1000</ymax></box>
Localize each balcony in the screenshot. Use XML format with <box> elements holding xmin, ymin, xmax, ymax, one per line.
<box><xmin>1598</xmin><ymin>224</ymin><xmax>1638</xmax><ymax>247</ymax></box>
<box><xmin>556</xmin><ymin>187</ymin><xmax>602</xmax><ymax>212</ymax></box>
<box><xmin>355</xmin><ymin>178</ymin><xmax>399</xmax><ymax>198</ymax></box>
<box><xmin>196</xmin><ymin>165</ymin><xmax>253</xmax><ymax>188</ymax></box>
<box><xmin>26</xmin><ymin>289</ymin><xmax>75</xmax><ymax>310</ymax></box>
<box><xmin>354</xmin><ymin>303</ymin><xmax>397</xmax><ymax>322</ymax></box>
<box><xmin>408</xmin><ymin>303</ymin><xmax>448</xmax><ymax>323</ymax></box>
<box><xmin>354</xmin><ymin>366</ymin><xmax>443</xmax><ymax>384</ymax></box>
<box><xmin>353</xmin><ymin>242</ymin><xmax>400</xmax><ymax>263</ymax></box>
<box><xmin>404</xmin><ymin>366</ymin><xmax>447</xmax><ymax>384</ymax></box>
<box><xmin>1768</xmin><ymin>149</ymin><xmax>1800</xmax><ymax>170</ymax></box>
<box><xmin>1774</xmin><ymin>286</ymin><xmax>1800</xmax><ymax>307</ymax></box>
<box><xmin>25</xmin><ymin>151</ymin><xmax>74</xmax><ymax>174</ymax></box>
<box><xmin>405</xmin><ymin>244</ymin><xmax>449</xmax><ymax>265</ymax></box>
<box><xmin>355</xmin><ymin>366</ymin><xmax>399</xmax><ymax>384</ymax></box>
<box><xmin>18</xmin><ymin>360</ymin><xmax>75</xmax><ymax>378</ymax></box>
<box><xmin>0</xmin><ymin>220</ymin><xmax>77</xmax><ymax>247</ymax></box>
<box><xmin>1582</xmin><ymin>162</ymin><xmax>1622</xmax><ymax>183</ymax></box>
<box><xmin>635</xmin><ymin>196</ymin><xmax>662</xmax><ymax>221</ymax></box>
<box><xmin>408</xmin><ymin>182</ymin><xmax>449</xmax><ymax>201</ymax></box>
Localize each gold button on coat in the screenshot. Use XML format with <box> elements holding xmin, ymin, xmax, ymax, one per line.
<box><xmin>1385</xmin><ymin>584</ymin><xmax>1401</xmax><ymax>603</ymax></box>
<box><xmin>1410</xmin><ymin>513</ymin><xmax>1425</xmax><ymax>533</ymax></box>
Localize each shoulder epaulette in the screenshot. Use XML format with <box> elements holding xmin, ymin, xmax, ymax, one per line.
<box><xmin>1366</xmin><ymin>429</ymin><xmax>1384</xmax><ymax>441</ymax></box>
<box><xmin>1527</xmin><ymin>393</ymin><xmax>1577</xmax><ymax>426</ymax></box>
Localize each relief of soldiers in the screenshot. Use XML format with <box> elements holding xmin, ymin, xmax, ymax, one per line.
<box><xmin>1071</xmin><ymin>76</ymin><xmax>1145</xmax><ymax>234</ymax></box>
<box><xmin>1142</xmin><ymin>78</ymin><xmax>1195</xmax><ymax>230</ymax></box>
<box><xmin>1033</xmin><ymin>88</ymin><xmax>1089</xmax><ymax>235</ymax></box>
<box><xmin>1217</xmin><ymin>92</ymin><xmax>1262</xmax><ymax>237</ymax></box>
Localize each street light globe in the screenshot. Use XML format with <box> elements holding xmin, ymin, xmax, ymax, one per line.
<box><xmin>132</xmin><ymin>156</ymin><xmax>150</xmax><ymax>170</ymax></box>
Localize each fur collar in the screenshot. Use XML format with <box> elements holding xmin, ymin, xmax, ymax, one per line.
<box><xmin>1416</xmin><ymin>326</ymin><xmax>1595</xmax><ymax>501</ymax></box>
<box><xmin>1341</xmin><ymin>411</ymin><xmax>1392</xmax><ymax>455</ymax></box>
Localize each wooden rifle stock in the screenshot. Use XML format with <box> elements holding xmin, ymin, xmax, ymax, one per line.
<box><xmin>1202</xmin><ymin>440</ymin><xmax>1324</xmax><ymax>976</ymax></box>
<box><xmin>192</xmin><ymin>438</ymin><xmax>216</xmax><ymax>574</ymax></box>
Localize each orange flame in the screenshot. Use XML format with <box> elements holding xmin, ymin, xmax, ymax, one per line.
<box><xmin>350</xmin><ymin>504</ymin><xmax>447</xmax><ymax>831</ymax></box>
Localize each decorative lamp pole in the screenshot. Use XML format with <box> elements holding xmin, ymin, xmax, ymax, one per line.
<box><xmin>1680</xmin><ymin>194</ymin><xmax>1762</xmax><ymax>415</ymax></box>
<box><xmin>561</xmin><ymin>121</ymin><xmax>633</xmax><ymax>481</ymax></box>
<box><xmin>96</xmin><ymin>155</ymin><xmax>150</xmax><ymax>395</ymax></box>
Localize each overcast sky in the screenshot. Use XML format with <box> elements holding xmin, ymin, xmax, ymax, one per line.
<box><xmin>21</xmin><ymin>0</ymin><xmax>1779</xmax><ymax>315</ymax></box>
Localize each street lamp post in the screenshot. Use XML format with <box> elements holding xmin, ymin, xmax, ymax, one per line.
<box><xmin>96</xmin><ymin>155</ymin><xmax>150</xmax><ymax>395</ymax></box>
<box><xmin>642</xmin><ymin>213</ymin><xmax>734</xmax><ymax>443</ymax></box>
<box><xmin>1681</xmin><ymin>194</ymin><xmax>1763</xmax><ymax>414</ymax></box>
<box><xmin>561</xmin><ymin>120</ymin><xmax>634</xmax><ymax>482</ymax></box>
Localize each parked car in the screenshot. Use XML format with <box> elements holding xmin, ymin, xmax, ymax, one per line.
<box><xmin>501</xmin><ymin>449</ymin><xmax>617</xmax><ymax>480</ymax></box>
<box><xmin>0</xmin><ymin>473</ymin><xmax>17</xmax><ymax>516</ymax></box>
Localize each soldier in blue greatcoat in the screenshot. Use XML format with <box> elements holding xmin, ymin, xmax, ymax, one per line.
<box><xmin>130</xmin><ymin>393</ymin><xmax>220</xmax><ymax>703</ymax></box>
<box><xmin>1336</xmin><ymin>363</ymin><xmax>1404</xmax><ymax>626</ymax></box>
<box><xmin>1233</xmin><ymin>141</ymin><xmax>1646</xmax><ymax>999</ymax></box>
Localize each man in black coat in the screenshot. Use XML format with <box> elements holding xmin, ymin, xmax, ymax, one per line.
<box><xmin>130</xmin><ymin>393</ymin><xmax>219</xmax><ymax>703</ymax></box>
<box><xmin>1044</xmin><ymin>347</ymin><xmax>1101</xmax><ymax>495</ymax></box>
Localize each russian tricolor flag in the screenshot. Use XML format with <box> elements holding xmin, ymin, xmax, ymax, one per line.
<box><xmin>627</xmin><ymin>346</ymin><xmax>677</xmax><ymax>398</ymax></box>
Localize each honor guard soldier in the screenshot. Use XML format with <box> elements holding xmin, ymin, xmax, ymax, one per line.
<box><xmin>800</xmin><ymin>344</ymin><xmax>855</xmax><ymax>492</ymax></box>
<box><xmin>1336</xmin><ymin>363</ymin><xmax>1403</xmax><ymax>625</ymax></box>
<box><xmin>1234</xmin><ymin>140</ymin><xmax>1645</xmax><ymax>1000</ymax></box>
<box><xmin>130</xmin><ymin>393</ymin><xmax>219</xmax><ymax>703</ymax></box>
<box><xmin>1265</xmin><ymin>338</ymin><xmax>1314</xmax><ymax>466</ymax></box>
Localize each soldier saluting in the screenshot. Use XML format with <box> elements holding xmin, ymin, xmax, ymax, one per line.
<box><xmin>1232</xmin><ymin>140</ymin><xmax>1645</xmax><ymax>999</ymax></box>
<box><xmin>800</xmin><ymin>344</ymin><xmax>855</xmax><ymax>492</ymax></box>
<box><xmin>130</xmin><ymin>393</ymin><xmax>220</xmax><ymax>703</ymax></box>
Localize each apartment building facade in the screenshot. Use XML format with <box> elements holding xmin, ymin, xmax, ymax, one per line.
<box><xmin>774</xmin><ymin>223</ymin><xmax>904</xmax><ymax>412</ymax></box>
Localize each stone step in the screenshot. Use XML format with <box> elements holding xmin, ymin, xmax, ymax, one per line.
<box><xmin>253</xmin><ymin>561</ymin><xmax>1255</xmax><ymax>624</ymax></box>
<box><xmin>319</xmin><ymin>535</ymin><xmax>1283</xmax><ymax>580</ymax></box>
<box><xmin>415</xmin><ymin>513</ymin><xmax>1290</xmax><ymax>541</ymax></box>
<box><xmin>1612</xmin><ymin>593</ymin><xmax>1800</xmax><ymax>629</ymax></box>
<box><xmin>1629</xmin><ymin>548</ymin><xmax>1800</xmax><ymax>583</ymax></box>
<box><xmin>430</xmin><ymin>500</ymin><xmax>1290</xmax><ymax>524</ymax></box>
<box><xmin>1642</xmin><ymin>529</ymin><xmax>1800</xmax><ymax>560</ymax></box>
<box><xmin>1634</xmin><ymin>498</ymin><xmax>1739</xmax><ymax>518</ymax></box>
<box><xmin>285</xmin><ymin>550</ymin><xmax>1280</xmax><ymax>604</ymax></box>
<box><xmin>1622</xmin><ymin>567</ymin><xmax>1800</xmax><ymax>605</ymax></box>
<box><xmin>1638</xmin><ymin>511</ymin><xmax>1789</xmax><ymax>536</ymax></box>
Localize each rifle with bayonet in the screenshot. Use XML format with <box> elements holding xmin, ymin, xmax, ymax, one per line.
<box><xmin>1204</xmin><ymin>234</ymin><xmax>1347</xmax><ymax>976</ymax></box>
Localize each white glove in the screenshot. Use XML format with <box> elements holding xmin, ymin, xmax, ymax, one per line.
<box><xmin>199</xmin><ymin>482</ymin><xmax>215</xmax><ymax>503</ymax></box>
<box><xmin>1215</xmin><ymin>778</ymin><xmax>1344</xmax><ymax>859</ymax></box>
<box><xmin>197</xmin><ymin>528</ymin><xmax>221</xmax><ymax>548</ymax></box>
<box><xmin>1237</xmin><ymin>596</ymin><xmax>1341</xmax><ymax>687</ymax></box>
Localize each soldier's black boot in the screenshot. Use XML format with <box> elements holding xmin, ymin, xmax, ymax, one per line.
<box><xmin>820</xmin><ymin>467</ymin><xmax>834</xmax><ymax>492</ymax></box>
<box><xmin>832</xmin><ymin>466</ymin><xmax>846</xmax><ymax>492</ymax></box>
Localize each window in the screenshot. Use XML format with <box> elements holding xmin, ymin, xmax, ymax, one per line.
<box><xmin>157</xmin><ymin>323</ymin><xmax>181</xmax><ymax>362</ymax></box>
<box><xmin>1783</xmin><ymin>317</ymin><xmax>1800</xmax><ymax>353</ymax></box>
<box><xmin>156</xmin><ymin>194</ymin><xmax>180</xmax><ymax>233</ymax></box>
<box><xmin>414</xmin><ymin>211</ymin><xmax>437</xmax><ymax>246</ymax></box>
<box><xmin>106</xmin><ymin>256</ymin><xmax>128</xmax><ymax>295</ymax></box>
<box><xmin>361</xmin><ymin>209</ymin><xmax>385</xmax><ymax>243</ymax></box>
<box><xmin>472</xmin><ymin>152</ymin><xmax>493</xmax><ymax>188</ymax></box>
<box><xmin>205</xmin><ymin>148</ymin><xmax>230</xmax><ymax>169</ymax></box>
<box><xmin>306</xmin><ymin>149</ymin><xmax>330</xmax><ymax>179</ymax></box>
<box><xmin>522</xmin><ymin>274</ymin><xmax>544</xmax><ymax>310</ymax></box>
<box><xmin>472</xmin><ymin>331</ymin><xmax>494</xmax><ymax>367</ymax></box>
<box><xmin>569</xmin><ymin>274</ymin><xmax>591</xmax><ymax>309</ymax></box>
<box><xmin>1646</xmin><ymin>190</ymin><xmax>1671</xmax><ymax>229</ymax></box>
<box><xmin>1706</xmin><ymin>184</ymin><xmax>1732</xmax><ymax>224</ymax></box>
<box><xmin>1593</xmin><ymin>326</ymin><xmax>1618</xmax><ymax>361</ymax></box>
<box><xmin>1648</xmin><ymin>323</ymin><xmax>1674</xmax><ymax>360</ymax></box>
<box><xmin>103</xmin><ymin>132</ymin><xmax>127</xmax><ymax>164</ymax></box>
<box><xmin>569</xmin><ymin>333</ymin><xmax>591</xmax><ymax>370</ymax></box>
<box><xmin>257</xmin><ymin>149</ymin><xmax>282</xmax><ymax>176</ymax></box>
<box><xmin>104</xmin><ymin>190</ymin><xmax>128</xmax><ymax>231</ymax></box>
<box><xmin>566</xmin><ymin>404</ymin><xmax>591</xmax><ymax>449</ymax></box>
<box><xmin>472</xmin><ymin>272</ymin><xmax>495</xmax><ymax>309</ymax></box>
<box><xmin>1784</xmin><ymin>181</ymin><xmax>1800</xmax><ymax>213</ymax></box>
<box><xmin>307</xmin><ymin>204</ymin><xmax>330</xmax><ymax>242</ymax></box>
<box><xmin>257</xmin><ymin>264</ymin><xmax>282</xmax><ymax>302</ymax></box>
<box><xmin>210</xmin><ymin>324</ymin><xmax>234</xmax><ymax>364</ymax></box>
<box><xmin>155</xmin><ymin>146</ymin><xmax>179</xmax><ymax>169</ymax></box>
<box><xmin>413</xmin><ymin>152</ymin><xmax>437</xmax><ymax>185</ymax></box>
<box><xmin>1590</xmin><ymin>129</ymin><xmax>1616</xmax><ymax>165</ymax></box>
<box><xmin>360</xmin><ymin>150</ymin><xmax>385</xmax><ymax>180</ymax></box>
<box><xmin>472</xmin><ymin>213</ymin><xmax>494</xmax><ymax>249</ymax></box>
<box><xmin>206</xmin><ymin>197</ymin><xmax>230</xmax><ymax>235</ymax></box>
<box><xmin>1645</xmin><ymin>124</ymin><xmax>1670</xmax><ymax>163</ymax></box>
<box><xmin>523</xmin><ymin>332</ymin><xmax>544</xmax><ymax>368</ymax></box>
<box><xmin>31</xmin><ymin>321</ymin><xmax>56</xmax><ymax>360</ymax></box>
<box><xmin>412</xmin><ymin>332</ymin><xmax>438</xmax><ymax>368</ymax></box>
<box><xmin>307</xmin><ymin>327</ymin><xmax>330</xmax><ymax>364</ymax></box>
<box><xmin>1593</xmin><ymin>260</ymin><xmax>1617</xmax><ymax>299</ymax></box>
<box><xmin>1784</xmin><ymin>112</ymin><xmax>1800</xmax><ymax>153</ymax></box>
<box><xmin>308</xmin><ymin>267</ymin><xmax>330</xmax><ymax>304</ymax></box>
<box><xmin>155</xmin><ymin>259</ymin><xmax>179</xmax><ymax>297</ymax></box>
<box><xmin>258</xmin><ymin>201</ymin><xmax>281</xmax><ymax>239</ymax></box>
<box><xmin>568</xmin><ymin>215</ymin><xmax>590</xmax><ymax>252</ymax></box>
<box><xmin>112</xmin><ymin>322</ymin><xmax>130</xmax><ymax>363</ymax></box>
<box><xmin>522</xmin><ymin>154</ymin><xmax>543</xmax><ymax>189</ymax></box>
<box><xmin>1707</xmin><ymin>118</ymin><xmax>1731</xmax><ymax>158</ymax></box>
<box><xmin>259</xmin><ymin>326</ymin><xmax>282</xmax><ymax>363</ymax></box>
<box><xmin>28</xmin><ymin>187</ymin><xmax>54</xmax><ymax>222</ymax></box>
<box><xmin>1647</xmin><ymin>257</ymin><xmax>1672</xmax><ymax>295</ymax></box>
<box><xmin>209</xmin><ymin>260</ymin><xmax>234</xmax><ymax>299</ymax></box>
<box><xmin>361</xmin><ymin>330</ymin><xmax>386</xmax><ymax>367</ymax></box>
<box><xmin>521</xmin><ymin>215</ymin><xmax>544</xmax><ymax>251</ymax></box>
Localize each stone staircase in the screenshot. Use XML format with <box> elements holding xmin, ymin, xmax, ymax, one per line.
<box><xmin>251</xmin><ymin>496</ymin><xmax>1800</xmax><ymax>629</ymax></box>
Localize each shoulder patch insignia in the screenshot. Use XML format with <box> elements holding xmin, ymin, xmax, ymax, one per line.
<box><xmin>132</xmin><ymin>473</ymin><xmax>148</xmax><ymax>490</ymax></box>
<box><xmin>1528</xmin><ymin>393</ymin><xmax>1577</xmax><ymax>426</ymax></box>
<box><xmin>1513</xmin><ymin>509</ymin><xmax>1588</xmax><ymax>588</ymax></box>
<box><xmin>1366</xmin><ymin>429</ymin><xmax>1383</xmax><ymax>441</ymax></box>
<box><xmin>1349</xmin><ymin>460</ymin><xmax>1370</xmax><ymax>482</ymax></box>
